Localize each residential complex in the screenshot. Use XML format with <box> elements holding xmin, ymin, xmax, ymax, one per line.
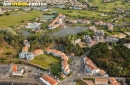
<box><xmin>48</xmin><ymin>13</ymin><xmax>65</xmax><ymax>29</ymax></box>
<box><xmin>45</xmin><ymin>48</ymin><xmax>70</xmax><ymax>75</ymax></box>
<box><xmin>19</xmin><ymin>40</ymin><xmax>43</xmax><ymax>61</ymax></box>
<box><xmin>84</xmin><ymin>57</ymin><xmax>109</xmax><ymax>77</ymax></box>
<box><xmin>39</xmin><ymin>74</ymin><xmax>58</xmax><ymax>85</ymax></box>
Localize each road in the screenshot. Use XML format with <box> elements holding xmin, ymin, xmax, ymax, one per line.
<box><xmin>61</xmin><ymin>51</ymin><xmax>90</xmax><ymax>85</ymax></box>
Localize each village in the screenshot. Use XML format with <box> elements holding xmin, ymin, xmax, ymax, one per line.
<box><xmin>0</xmin><ymin>0</ymin><xmax>130</xmax><ymax>85</ymax></box>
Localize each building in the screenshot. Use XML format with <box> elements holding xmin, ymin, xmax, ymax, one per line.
<box><xmin>99</xmin><ymin>69</ymin><xmax>109</xmax><ymax>77</ymax></box>
<box><xmin>19</xmin><ymin>40</ymin><xmax>34</xmax><ymax>61</ymax></box>
<box><xmin>69</xmin><ymin>20</ymin><xmax>77</xmax><ymax>24</ymax></box>
<box><xmin>106</xmin><ymin>36</ymin><xmax>118</xmax><ymax>43</ymax></box>
<box><xmin>33</xmin><ymin>49</ymin><xmax>44</xmax><ymax>56</ymax></box>
<box><xmin>84</xmin><ymin>57</ymin><xmax>100</xmax><ymax>75</ymax></box>
<box><xmin>22</xmin><ymin>46</ymin><xmax>28</xmax><ymax>53</ymax></box>
<box><xmin>83</xmin><ymin>35</ymin><xmax>92</xmax><ymax>43</ymax></box>
<box><xmin>93</xmin><ymin>36</ymin><xmax>99</xmax><ymax>41</ymax></box>
<box><xmin>46</xmin><ymin>48</ymin><xmax>70</xmax><ymax>75</ymax></box>
<box><xmin>39</xmin><ymin>74</ymin><xmax>58</xmax><ymax>85</ymax></box>
<box><xmin>48</xmin><ymin>13</ymin><xmax>65</xmax><ymax>29</ymax></box>
<box><xmin>81</xmin><ymin>20</ymin><xmax>90</xmax><ymax>24</ymax></box>
<box><xmin>95</xmin><ymin>78</ymin><xmax>108</xmax><ymax>85</ymax></box>
<box><xmin>110</xmin><ymin>78</ymin><xmax>120</xmax><ymax>85</ymax></box>
<box><xmin>9</xmin><ymin>64</ymin><xmax>24</xmax><ymax>77</ymax></box>
<box><xmin>124</xmin><ymin>43</ymin><xmax>130</xmax><ymax>49</ymax></box>
<box><xmin>107</xmin><ymin>23</ymin><xmax>114</xmax><ymax>31</ymax></box>
<box><xmin>95</xmin><ymin>21</ymin><xmax>106</xmax><ymax>25</ymax></box>
<box><xmin>23</xmin><ymin>40</ymin><xmax>30</xmax><ymax>47</ymax></box>
<box><xmin>74</xmin><ymin>38</ymin><xmax>81</xmax><ymax>43</ymax></box>
<box><xmin>26</xmin><ymin>52</ymin><xmax>34</xmax><ymax>61</ymax></box>
<box><xmin>84</xmin><ymin>57</ymin><xmax>108</xmax><ymax>76</ymax></box>
<box><xmin>95</xmin><ymin>30</ymin><xmax>105</xmax><ymax>39</ymax></box>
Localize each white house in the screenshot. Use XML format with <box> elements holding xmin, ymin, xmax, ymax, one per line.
<box><xmin>84</xmin><ymin>57</ymin><xmax>100</xmax><ymax>75</ymax></box>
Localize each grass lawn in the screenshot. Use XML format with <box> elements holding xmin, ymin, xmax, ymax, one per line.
<box><xmin>53</xmin><ymin>8</ymin><xmax>111</xmax><ymax>20</ymax></box>
<box><xmin>31</xmin><ymin>54</ymin><xmax>61</xmax><ymax>75</ymax></box>
<box><xmin>88</xmin><ymin>0</ymin><xmax>130</xmax><ymax>12</ymax></box>
<box><xmin>0</xmin><ymin>11</ymin><xmax>42</xmax><ymax>28</ymax></box>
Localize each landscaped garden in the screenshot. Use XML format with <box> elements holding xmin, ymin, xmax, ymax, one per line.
<box><xmin>31</xmin><ymin>54</ymin><xmax>61</xmax><ymax>76</ymax></box>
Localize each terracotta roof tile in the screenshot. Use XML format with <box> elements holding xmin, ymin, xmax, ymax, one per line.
<box><xmin>42</xmin><ymin>74</ymin><xmax>58</xmax><ymax>85</ymax></box>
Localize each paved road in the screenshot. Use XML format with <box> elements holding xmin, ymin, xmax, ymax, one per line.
<box><xmin>79</xmin><ymin>51</ymin><xmax>90</xmax><ymax>73</ymax></box>
<box><xmin>61</xmin><ymin>51</ymin><xmax>90</xmax><ymax>85</ymax></box>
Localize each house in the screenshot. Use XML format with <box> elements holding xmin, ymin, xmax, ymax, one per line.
<box><xmin>69</xmin><ymin>20</ymin><xmax>77</xmax><ymax>24</ymax></box>
<box><xmin>39</xmin><ymin>74</ymin><xmax>58</xmax><ymax>85</ymax></box>
<box><xmin>84</xmin><ymin>57</ymin><xmax>100</xmax><ymax>75</ymax></box>
<box><xmin>95</xmin><ymin>78</ymin><xmax>108</xmax><ymax>85</ymax></box>
<box><xmin>19</xmin><ymin>52</ymin><xmax>27</xmax><ymax>59</ymax></box>
<box><xmin>45</xmin><ymin>48</ymin><xmax>70</xmax><ymax>75</ymax></box>
<box><xmin>99</xmin><ymin>69</ymin><xmax>109</xmax><ymax>77</ymax></box>
<box><xmin>81</xmin><ymin>20</ymin><xmax>90</xmax><ymax>24</ymax></box>
<box><xmin>107</xmin><ymin>23</ymin><xmax>114</xmax><ymax>31</ymax></box>
<box><xmin>95</xmin><ymin>30</ymin><xmax>105</xmax><ymax>39</ymax></box>
<box><xmin>106</xmin><ymin>36</ymin><xmax>118</xmax><ymax>43</ymax></box>
<box><xmin>22</xmin><ymin>46</ymin><xmax>28</xmax><ymax>53</ymax></box>
<box><xmin>48</xmin><ymin>13</ymin><xmax>65</xmax><ymax>29</ymax></box>
<box><xmin>95</xmin><ymin>21</ymin><xmax>106</xmax><ymax>25</ymax></box>
<box><xmin>74</xmin><ymin>38</ymin><xmax>81</xmax><ymax>43</ymax></box>
<box><xmin>26</xmin><ymin>52</ymin><xmax>34</xmax><ymax>61</ymax></box>
<box><xmin>124</xmin><ymin>43</ymin><xmax>130</xmax><ymax>49</ymax></box>
<box><xmin>23</xmin><ymin>40</ymin><xmax>30</xmax><ymax>47</ymax></box>
<box><xmin>110</xmin><ymin>78</ymin><xmax>120</xmax><ymax>85</ymax></box>
<box><xmin>9</xmin><ymin>64</ymin><xmax>24</xmax><ymax>77</ymax></box>
<box><xmin>88</xmin><ymin>26</ymin><xmax>96</xmax><ymax>31</ymax></box>
<box><xmin>83</xmin><ymin>35</ymin><xmax>92</xmax><ymax>43</ymax></box>
<box><xmin>19</xmin><ymin>52</ymin><xmax>34</xmax><ymax>61</ymax></box>
<box><xmin>25</xmin><ymin>22</ymin><xmax>42</xmax><ymax>29</ymax></box>
<box><xmin>33</xmin><ymin>49</ymin><xmax>44</xmax><ymax>56</ymax></box>
<box><xmin>93</xmin><ymin>36</ymin><xmax>99</xmax><ymax>41</ymax></box>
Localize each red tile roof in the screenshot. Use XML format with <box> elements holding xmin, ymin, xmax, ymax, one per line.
<box><xmin>33</xmin><ymin>49</ymin><xmax>43</xmax><ymax>55</ymax></box>
<box><xmin>12</xmin><ymin>64</ymin><xmax>18</xmax><ymax>72</ymax></box>
<box><xmin>41</xmin><ymin>74</ymin><xmax>58</xmax><ymax>85</ymax></box>
<box><xmin>22</xmin><ymin>46</ymin><xmax>28</xmax><ymax>52</ymax></box>
<box><xmin>99</xmin><ymin>69</ymin><xmax>106</xmax><ymax>75</ymax></box>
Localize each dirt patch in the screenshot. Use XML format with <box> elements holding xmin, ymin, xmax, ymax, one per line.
<box><xmin>112</xmin><ymin>33</ymin><xmax>126</xmax><ymax>38</ymax></box>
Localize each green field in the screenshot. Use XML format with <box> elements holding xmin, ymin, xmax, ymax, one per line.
<box><xmin>53</xmin><ymin>8</ymin><xmax>111</xmax><ymax>20</ymax></box>
<box><xmin>31</xmin><ymin>54</ymin><xmax>61</xmax><ymax>75</ymax></box>
<box><xmin>0</xmin><ymin>11</ymin><xmax>42</xmax><ymax>28</ymax></box>
<box><xmin>88</xmin><ymin>0</ymin><xmax>130</xmax><ymax>12</ymax></box>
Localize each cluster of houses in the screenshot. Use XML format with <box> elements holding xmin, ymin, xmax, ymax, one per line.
<box><xmin>39</xmin><ymin>74</ymin><xmax>58</xmax><ymax>85</ymax></box>
<box><xmin>48</xmin><ymin>13</ymin><xmax>65</xmax><ymax>29</ymax></box>
<box><xmin>19</xmin><ymin>40</ymin><xmax>44</xmax><ymax>61</ymax></box>
<box><xmin>83</xmin><ymin>57</ymin><xmax>109</xmax><ymax>77</ymax></box>
<box><xmin>75</xmin><ymin>30</ymin><xmax>105</xmax><ymax>44</ymax></box>
<box><xmin>68</xmin><ymin>19</ymin><xmax>91</xmax><ymax>25</ymax></box>
<box><xmin>25</xmin><ymin>22</ymin><xmax>42</xmax><ymax>32</ymax></box>
<box><xmin>0</xmin><ymin>8</ymin><xmax>9</xmax><ymax>14</ymax></box>
<box><xmin>45</xmin><ymin>48</ymin><xmax>70</xmax><ymax>77</ymax></box>
<box><xmin>94</xmin><ymin>21</ymin><xmax>114</xmax><ymax>31</ymax></box>
<box><xmin>68</xmin><ymin>19</ymin><xmax>114</xmax><ymax>31</ymax></box>
<box><xmin>90</xmin><ymin>77</ymin><xmax>120</xmax><ymax>85</ymax></box>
